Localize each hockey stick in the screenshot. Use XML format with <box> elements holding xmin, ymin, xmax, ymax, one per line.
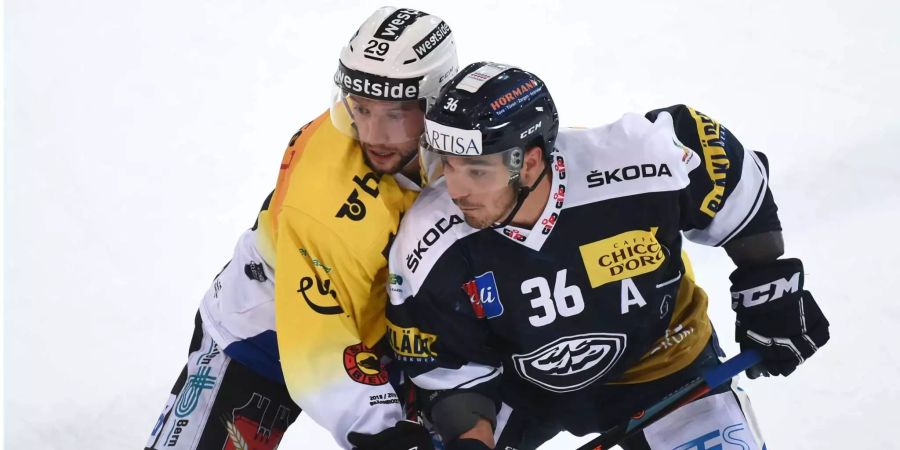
<box><xmin>575</xmin><ymin>350</ymin><xmax>762</xmax><ymax>450</ymax></box>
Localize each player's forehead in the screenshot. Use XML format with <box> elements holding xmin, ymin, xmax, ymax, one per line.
<box><xmin>442</xmin><ymin>154</ymin><xmax>505</xmax><ymax>168</ymax></box>
<box><xmin>349</xmin><ymin>95</ymin><xmax>420</xmax><ymax>112</ymax></box>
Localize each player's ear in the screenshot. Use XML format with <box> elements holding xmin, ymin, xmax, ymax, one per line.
<box><xmin>521</xmin><ymin>146</ymin><xmax>545</xmax><ymax>184</ymax></box>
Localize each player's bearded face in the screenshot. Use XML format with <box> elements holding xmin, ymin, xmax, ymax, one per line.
<box><xmin>350</xmin><ymin>96</ymin><xmax>425</xmax><ymax>175</ymax></box>
<box><xmin>443</xmin><ymin>155</ymin><xmax>519</xmax><ymax>229</ymax></box>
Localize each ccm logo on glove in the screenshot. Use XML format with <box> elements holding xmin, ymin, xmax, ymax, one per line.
<box><xmin>731</xmin><ymin>272</ymin><xmax>800</xmax><ymax>308</ymax></box>
<box><xmin>729</xmin><ymin>258</ymin><xmax>829</xmax><ymax>378</ymax></box>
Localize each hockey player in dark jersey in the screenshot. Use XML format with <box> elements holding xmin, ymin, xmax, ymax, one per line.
<box><xmin>385</xmin><ymin>62</ymin><xmax>830</xmax><ymax>450</ymax></box>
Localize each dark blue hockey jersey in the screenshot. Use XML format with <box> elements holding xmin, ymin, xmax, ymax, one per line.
<box><xmin>386</xmin><ymin>105</ymin><xmax>779</xmax><ymax>432</ymax></box>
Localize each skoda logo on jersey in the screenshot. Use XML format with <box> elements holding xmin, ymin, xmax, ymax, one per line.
<box><xmin>462</xmin><ymin>272</ymin><xmax>504</xmax><ymax>319</ymax></box>
<box><xmin>512</xmin><ymin>333</ymin><xmax>626</xmax><ymax>393</ymax></box>
<box><xmin>586</xmin><ymin>163</ymin><xmax>673</xmax><ymax>188</ymax></box>
<box><xmin>406</xmin><ymin>214</ymin><xmax>464</xmax><ymax>273</ymax></box>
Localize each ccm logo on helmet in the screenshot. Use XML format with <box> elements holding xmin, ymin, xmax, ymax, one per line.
<box><xmin>520</xmin><ymin>121</ymin><xmax>542</xmax><ymax>139</ymax></box>
<box><xmin>334</xmin><ymin>62</ymin><xmax>421</xmax><ymax>101</ymax></box>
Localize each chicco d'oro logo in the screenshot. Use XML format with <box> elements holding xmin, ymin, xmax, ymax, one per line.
<box><xmin>512</xmin><ymin>333</ymin><xmax>626</xmax><ymax>393</ymax></box>
<box><xmin>336</xmin><ymin>172</ymin><xmax>380</xmax><ymax>221</ymax></box>
<box><xmin>343</xmin><ymin>343</ymin><xmax>389</xmax><ymax>385</ymax></box>
<box><xmin>578</xmin><ymin>228</ymin><xmax>666</xmax><ymax>288</ymax></box>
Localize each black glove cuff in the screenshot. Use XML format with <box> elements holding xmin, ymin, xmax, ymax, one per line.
<box><xmin>730</xmin><ymin>258</ymin><xmax>805</xmax><ymax>313</ymax></box>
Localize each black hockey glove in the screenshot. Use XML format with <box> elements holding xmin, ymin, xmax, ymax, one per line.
<box><xmin>730</xmin><ymin>258</ymin><xmax>829</xmax><ymax>378</ymax></box>
<box><xmin>347</xmin><ymin>420</ymin><xmax>433</xmax><ymax>450</ymax></box>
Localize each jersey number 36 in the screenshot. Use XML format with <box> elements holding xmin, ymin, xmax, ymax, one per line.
<box><xmin>521</xmin><ymin>269</ymin><xmax>585</xmax><ymax>327</ymax></box>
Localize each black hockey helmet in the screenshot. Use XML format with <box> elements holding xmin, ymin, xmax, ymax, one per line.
<box><xmin>421</xmin><ymin>62</ymin><xmax>559</xmax><ymax>178</ymax></box>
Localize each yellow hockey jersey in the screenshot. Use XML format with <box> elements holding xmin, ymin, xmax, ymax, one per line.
<box><xmin>200</xmin><ymin>111</ymin><xmax>419</xmax><ymax>449</ymax></box>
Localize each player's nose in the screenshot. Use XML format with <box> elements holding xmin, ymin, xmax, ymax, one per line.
<box><xmin>359</xmin><ymin>116</ymin><xmax>390</xmax><ymax>145</ymax></box>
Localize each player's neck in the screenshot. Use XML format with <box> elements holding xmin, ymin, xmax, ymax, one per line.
<box><xmin>399</xmin><ymin>158</ymin><xmax>422</xmax><ymax>186</ymax></box>
<box><xmin>509</xmin><ymin>168</ymin><xmax>552</xmax><ymax>228</ymax></box>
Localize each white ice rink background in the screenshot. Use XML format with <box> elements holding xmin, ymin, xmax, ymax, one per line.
<box><xmin>5</xmin><ymin>1</ymin><xmax>900</xmax><ymax>448</ymax></box>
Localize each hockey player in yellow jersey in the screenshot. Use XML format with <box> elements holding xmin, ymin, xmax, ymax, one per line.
<box><xmin>145</xmin><ymin>7</ymin><xmax>458</xmax><ymax>450</ymax></box>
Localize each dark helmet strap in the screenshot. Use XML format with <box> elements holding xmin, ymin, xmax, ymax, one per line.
<box><xmin>491</xmin><ymin>162</ymin><xmax>550</xmax><ymax>230</ymax></box>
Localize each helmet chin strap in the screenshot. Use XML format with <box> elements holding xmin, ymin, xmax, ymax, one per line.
<box><xmin>490</xmin><ymin>163</ymin><xmax>550</xmax><ymax>230</ymax></box>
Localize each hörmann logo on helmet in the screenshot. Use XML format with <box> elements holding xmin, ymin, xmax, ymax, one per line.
<box><xmin>375</xmin><ymin>8</ymin><xmax>427</xmax><ymax>41</ymax></box>
<box><xmin>424</xmin><ymin>119</ymin><xmax>483</xmax><ymax>156</ymax></box>
<box><xmin>490</xmin><ymin>79</ymin><xmax>539</xmax><ymax>111</ymax></box>
<box><xmin>512</xmin><ymin>333</ymin><xmax>626</xmax><ymax>393</ymax></box>
<box><xmin>334</xmin><ymin>62</ymin><xmax>421</xmax><ymax>101</ymax></box>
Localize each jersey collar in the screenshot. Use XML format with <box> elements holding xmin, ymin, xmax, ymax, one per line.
<box><xmin>493</xmin><ymin>151</ymin><xmax>568</xmax><ymax>251</ymax></box>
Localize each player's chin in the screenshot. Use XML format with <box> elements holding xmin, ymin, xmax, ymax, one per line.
<box><xmin>461</xmin><ymin>212</ymin><xmax>493</xmax><ymax>229</ymax></box>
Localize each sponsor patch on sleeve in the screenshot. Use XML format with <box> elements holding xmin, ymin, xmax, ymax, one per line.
<box><xmin>387</xmin><ymin>320</ymin><xmax>438</xmax><ymax>362</ymax></box>
<box><xmin>462</xmin><ymin>271</ymin><xmax>504</xmax><ymax>319</ymax></box>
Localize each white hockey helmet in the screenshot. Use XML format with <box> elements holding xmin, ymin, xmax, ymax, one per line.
<box><xmin>330</xmin><ymin>7</ymin><xmax>459</xmax><ymax>146</ymax></box>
